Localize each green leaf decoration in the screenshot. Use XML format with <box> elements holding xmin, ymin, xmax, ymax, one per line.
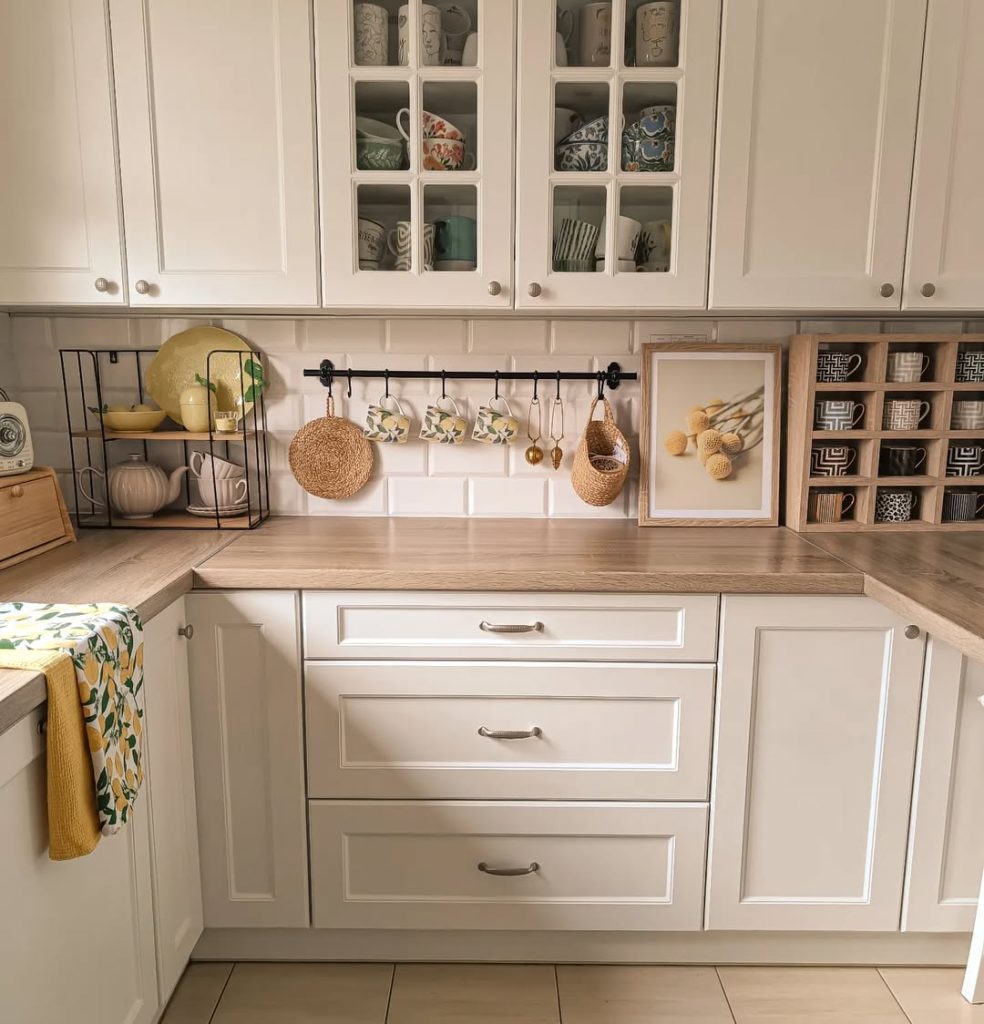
<box><xmin>87</xmin><ymin>404</ymin><xmax>109</xmax><ymax>415</ymax></box>
<box><xmin>243</xmin><ymin>357</ymin><xmax>265</xmax><ymax>384</ymax></box>
<box><xmin>194</xmin><ymin>372</ymin><xmax>218</xmax><ymax>394</ymax></box>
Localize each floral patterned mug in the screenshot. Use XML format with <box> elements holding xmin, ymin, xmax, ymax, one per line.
<box><xmin>419</xmin><ymin>396</ymin><xmax>468</xmax><ymax>445</ymax></box>
<box><xmin>364</xmin><ymin>395</ymin><xmax>411</xmax><ymax>444</ymax></box>
<box><xmin>472</xmin><ymin>397</ymin><xmax>520</xmax><ymax>445</ymax></box>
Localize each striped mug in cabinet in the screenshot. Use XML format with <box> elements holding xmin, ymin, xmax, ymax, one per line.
<box><xmin>814</xmin><ymin>399</ymin><xmax>864</xmax><ymax>431</ymax></box>
<box><xmin>807</xmin><ymin>489</ymin><xmax>855</xmax><ymax>523</ymax></box>
<box><xmin>810</xmin><ymin>445</ymin><xmax>856</xmax><ymax>477</ymax></box>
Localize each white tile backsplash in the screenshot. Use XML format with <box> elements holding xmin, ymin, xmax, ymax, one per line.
<box><xmin>5</xmin><ymin>313</ymin><xmax>980</xmax><ymax>519</ymax></box>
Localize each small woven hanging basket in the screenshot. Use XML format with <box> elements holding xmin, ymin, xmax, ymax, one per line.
<box><xmin>571</xmin><ymin>397</ymin><xmax>631</xmax><ymax>507</ymax></box>
<box><xmin>289</xmin><ymin>397</ymin><xmax>374</xmax><ymax>499</ymax></box>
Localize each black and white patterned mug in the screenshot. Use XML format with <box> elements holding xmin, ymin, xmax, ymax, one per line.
<box><xmin>875</xmin><ymin>489</ymin><xmax>916</xmax><ymax>523</ymax></box>
<box><xmin>946</xmin><ymin>443</ymin><xmax>984</xmax><ymax>477</ymax></box>
<box><xmin>810</xmin><ymin>445</ymin><xmax>857</xmax><ymax>476</ymax></box>
<box><xmin>942</xmin><ymin>491</ymin><xmax>984</xmax><ymax>522</ymax></box>
<box><xmin>816</xmin><ymin>351</ymin><xmax>863</xmax><ymax>383</ymax></box>
<box><xmin>815</xmin><ymin>399</ymin><xmax>865</xmax><ymax>430</ymax></box>
<box><xmin>956</xmin><ymin>351</ymin><xmax>984</xmax><ymax>383</ymax></box>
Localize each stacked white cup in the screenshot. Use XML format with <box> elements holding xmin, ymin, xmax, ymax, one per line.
<box><xmin>190</xmin><ymin>451</ymin><xmax>247</xmax><ymax>509</ymax></box>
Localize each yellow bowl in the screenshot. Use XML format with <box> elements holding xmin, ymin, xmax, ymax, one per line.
<box><xmin>99</xmin><ymin>409</ymin><xmax>168</xmax><ymax>432</ymax></box>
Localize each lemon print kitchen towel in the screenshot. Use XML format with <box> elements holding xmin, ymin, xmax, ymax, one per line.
<box><xmin>0</xmin><ymin>603</ymin><xmax>145</xmax><ymax>860</ymax></box>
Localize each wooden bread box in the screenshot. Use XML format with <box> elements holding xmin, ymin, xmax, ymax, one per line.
<box><xmin>0</xmin><ymin>467</ymin><xmax>75</xmax><ymax>571</ymax></box>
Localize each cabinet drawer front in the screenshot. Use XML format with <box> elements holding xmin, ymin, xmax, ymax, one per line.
<box><xmin>0</xmin><ymin>477</ymin><xmax>64</xmax><ymax>562</ymax></box>
<box><xmin>305</xmin><ymin>662</ymin><xmax>714</xmax><ymax>801</ymax></box>
<box><xmin>302</xmin><ymin>592</ymin><xmax>719</xmax><ymax>662</ymax></box>
<box><xmin>309</xmin><ymin>801</ymin><xmax>707</xmax><ymax>931</ymax></box>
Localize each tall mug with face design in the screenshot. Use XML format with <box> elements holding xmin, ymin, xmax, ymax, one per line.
<box><xmin>399</xmin><ymin>3</ymin><xmax>442</xmax><ymax>65</ymax></box>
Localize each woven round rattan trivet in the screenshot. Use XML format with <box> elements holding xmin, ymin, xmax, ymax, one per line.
<box><xmin>289</xmin><ymin>397</ymin><xmax>374</xmax><ymax>499</ymax></box>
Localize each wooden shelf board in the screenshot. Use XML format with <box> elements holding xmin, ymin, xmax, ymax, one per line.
<box><xmin>952</xmin><ymin>382</ymin><xmax>984</xmax><ymax>391</ymax></box>
<box><xmin>814</xmin><ymin>381</ymin><xmax>950</xmax><ymax>392</ymax></box>
<box><xmin>807</xmin><ymin>476</ymin><xmax>868</xmax><ymax>486</ymax></box>
<box><xmin>948</xmin><ymin>429</ymin><xmax>984</xmax><ymax>439</ymax></box>
<box><xmin>871</xmin><ymin>476</ymin><xmax>940</xmax><ymax>487</ymax></box>
<box><xmin>810</xmin><ymin>429</ymin><xmax>945</xmax><ymax>440</ymax></box>
<box><xmin>77</xmin><ymin>512</ymin><xmax>256</xmax><ymax>530</ymax></box>
<box><xmin>72</xmin><ymin>429</ymin><xmax>258</xmax><ymax>442</ymax></box>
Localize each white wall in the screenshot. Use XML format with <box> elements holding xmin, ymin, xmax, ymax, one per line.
<box><xmin>5</xmin><ymin>314</ymin><xmax>981</xmax><ymax>518</ymax></box>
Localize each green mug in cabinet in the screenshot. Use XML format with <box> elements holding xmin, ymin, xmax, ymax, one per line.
<box><xmin>434</xmin><ymin>216</ymin><xmax>477</xmax><ymax>263</ymax></box>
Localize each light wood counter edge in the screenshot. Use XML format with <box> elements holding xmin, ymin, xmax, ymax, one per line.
<box><xmin>191</xmin><ymin>567</ymin><xmax>864</xmax><ymax>594</ymax></box>
<box><xmin>861</xmin><ymin>575</ymin><xmax>984</xmax><ymax>664</ymax></box>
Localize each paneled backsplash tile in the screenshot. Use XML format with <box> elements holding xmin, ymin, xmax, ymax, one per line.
<box><xmin>5</xmin><ymin>312</ymin><xmax>980</xmax><ymax>519</ymax></box>
<box><xmin>389</xmin><ymin>475</ymin><xmax>467</xmax><ymax>516</ymax></box>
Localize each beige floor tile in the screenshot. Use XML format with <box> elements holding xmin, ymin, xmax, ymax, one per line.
<box><xmin>386</xmin><ymin>964</ymin><xmax>560</xmax><ymax>1024</ymax></box>
<box><xmin>211</xmin><ymin>963</ymin><xmax>393</xmax><ymax>1023</ymax></box>
<box><xmin>558</xmin><ymin>965</ymin><xmax>735</xmax><ymax>1023</ymax></box>
<box><xmin>717</xmin><ymin>967</ymin><xmax>907</xmax><ymax>1023</ymax></box>
<box><xmin>880</xmin><ymin>968</ymin><xmax>984</xmax><ymax>1023</ymax></box>
<box><xmin>161</xmin><ymin>962</ymin><xmax>234</xmax><ymax>1023</ymax></box>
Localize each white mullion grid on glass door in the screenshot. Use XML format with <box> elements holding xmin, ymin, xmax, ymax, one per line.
<box><xmin>409</xmin><ymin>68</ymin><xmax>422</xmax><ymax>274</ymax></box>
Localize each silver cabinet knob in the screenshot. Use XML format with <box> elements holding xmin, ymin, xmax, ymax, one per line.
<box><xmin>177</xmin><ymin>624</ymin><xmax>194</xmax><ymax>639</ymax></box>
<box><xmin>487</xmin><ymin>280</ymin><xmax>502</xmax><ymax>296</ymax></box>
<box><xmin>921</xmin><ymin>282</ymin><xmax>936</xmax><ymax>297</ymax></box>
<box><xmin>134</xmin><ymin>279</ymin><xmax>151</xmax><ymax>295</ymax></box>
<box><xmin>880</xmin><ymin>283</ymin><xmax>895</xmax><ymax>298</ymax></box>
<box><xmin>94</xmin><ymin>277</ymin><xmax>110</xmax><ymax>293</ymax></box>
<box><xmin>904</xmin><ymin>624</ymin><xmax>920</xmax><ymax>640</ymax></box>
<box><xmin>528</xmin><ymin>282</ymin><xmax>542</xmax><ymax>297</ymax></box>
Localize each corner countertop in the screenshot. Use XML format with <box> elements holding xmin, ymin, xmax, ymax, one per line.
<box><xmin>191</xmin><ymin>517</ymin><xmax>862</xmax><ymax>594</ymax></box>
<box><xmin>0</xmin><ymin>530</ymin><xmax>234</xmax><ymax>733</ymax></box>
<box><xmin>805</xmin><ymin>532</ymin><xmax>984</xmax><ymax>664</ymax></box>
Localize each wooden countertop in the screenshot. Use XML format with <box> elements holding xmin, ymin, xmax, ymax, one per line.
<box><xmin>0</xmin><ymin>530</ymin><xmax>233</xmax><ymax>733</ymax></box>
<box><xmin>193</xmin><ymin>517</ymin><xmax>864</xmax><ymax>594</ymax></box>
<box><xmin>805</xmin><ymin>532</ymin><xmax>984</xmax><ymax>663</ymax></box>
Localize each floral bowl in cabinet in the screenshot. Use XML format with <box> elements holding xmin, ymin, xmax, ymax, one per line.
<box><xmin>356</xmin><ymin>137</ymin><xmax>406</xmax><ymax>170</ymax></box>
<box><xmin>559</xmin><ymin>114</ymin><xmax>609</xmax><ymax>144</ymax></box>
<box><xmin>621</xmin><ymin>136</ymin><xmax>674</xmax><ymax>172</ymax></box>
<box><xmin>554</xmin><ymin>140</ymin><xmax>608</xmax><ymax>172</ymax></box>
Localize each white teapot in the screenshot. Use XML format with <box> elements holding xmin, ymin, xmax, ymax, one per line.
<box><xmin>78</xmin><ymin>454</ymin><xmax>188</xmax><ymax>519</ymax></box>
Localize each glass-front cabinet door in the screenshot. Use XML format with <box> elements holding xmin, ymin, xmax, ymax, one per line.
<box><xmin>318</xmin><ymin>0</ymin><xmax>513</xmax><ymax>308</ymax></box>
<box><xmin>516</xmin><ymin>0</ymin><xmax>719</xmax><ymax>309</ymax></box>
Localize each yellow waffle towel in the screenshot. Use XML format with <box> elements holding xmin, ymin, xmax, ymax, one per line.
<box><xmin>0</xmin><ymin>647</ymin><xmax>100</xmax><ymax>859</ymax></box>
<box><xmin>0</xmin><ymin>602</ymin><xmax>145</xmax><ymax>860</ymax></box>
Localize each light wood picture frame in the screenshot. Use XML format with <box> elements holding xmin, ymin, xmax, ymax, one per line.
<box><xmin>639</xmin><ymin>343</ymin><xmax>782</xmax><ymax>526</ymax></box>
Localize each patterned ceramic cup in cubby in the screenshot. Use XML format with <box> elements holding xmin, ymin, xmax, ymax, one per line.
<box><xmin>815</xmin><ymin>352</ymin><xmax>862</xmax><ymax>383</ymax></box>
<box><xmin>883</xmin><ymin>398</ymin><xmax>931</xmax><ymax>431</ymax></box>
<box><xmin>814</xmin><ymin>399</ymin><xmax>865</xmax><ymax>430</ymax></box>
<box><xmin>810</xmin><ymin>444</ymin><xmax>857</xmax><ymax>476</ymax></box>
<box><xmin>886</xmin><ymin>351</ymin><xmax>930</xmax><ymax>383</ymax></box>
<box><xmin>956</xmin><ymin>351</ymin><xmax>984</xmax><ymax>383</ymax></box>
<box><xmin>875</xmin><ymin>488</ymin><xmax>916</xmax><ymax>523</ymax></box>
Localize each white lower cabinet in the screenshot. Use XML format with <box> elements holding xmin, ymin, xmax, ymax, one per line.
<box><xmin>0</xmin><ymin>711</ymin><xmax>159</xmax><ymax>1024</ymax></box>
<box><xmin>142</xmin><ymin>598</ymin><xmax>203</xmax><ymax>1003</ymax></box>
<box><xmin>706</xmin><ymin>595</ymin><xmax>926</xmax><ymax>931</ymax></box>
<box><xmin>186</xmin><ymin>591</ymin><xmax>309</xmax><ymax>928</ymax></box>
<box><xmin>309</xmin><ymin>800</ymin><xmax>707</xmax><ymax>931</ymax></box>
<box><xmin>305</xmin><ymin>660</ymin><xmax>714</xmax><ymax>801</ymax></box>
<box><xmin>903</xmin><ymin>639</ymin><xmax>984</xmax><ymax>931</ymax></box>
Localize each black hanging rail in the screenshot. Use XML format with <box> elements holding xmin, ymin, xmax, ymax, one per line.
<box><xmin>303</xmin><ymin>359</ymin><xmax>636</xmax><ymax>391</ymax></box>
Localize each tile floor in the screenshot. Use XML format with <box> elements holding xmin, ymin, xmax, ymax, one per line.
<box><xmin>161</xmin><ymin>962</ymin><xmax>984</xmax><ymax>1023</ymax></box>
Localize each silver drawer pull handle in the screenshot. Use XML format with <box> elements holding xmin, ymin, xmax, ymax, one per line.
<box><xmin>479</xmin><ymin>620</ymin><xmax>543</xmax><ymax>634</ymax></box>
<box><xmin>478</xmin><ymin>861</ymin><xmax>540</xmax><ymax>876</ymax></box>
<box><xmin>478</xmin><ymin>726</ymin><xmax>542</xmax><ymax>740</ymax></box>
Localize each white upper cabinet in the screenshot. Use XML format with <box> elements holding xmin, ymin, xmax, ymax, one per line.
<box><xmin>317</xmin><ymin>0</ymin><xmax>514</xmax><ymax>308</ymax></box>
<box><xmin>903</xmin><ymin>639</ymin><xmax>984</xmax><ymax>932</ymax></box>
<box><xmin>903</xmin><ymin>1</ymin><xmax>984</xmax><ymax>310</ymax></box>
<box><xmin>110</xmin><ymin>0</ymin><xmax>320</xmax><ymax>308</ymax></box>
<box><xmin>0</xmin><ymin>0</ymin><xmax>125</xmax><ymax>305</ymax></box>
<box><xmin>515</xmin><ymin>0</ymin><xmax>720</xmax><ymax>310</ymax></box>
<box><xmin>710</xmin><ymin>0</ymin><xmax>926</xmax><ymax>311</ymax></box>
<box><xmin>707</xmin><ymin>596</ymin><xmax>925</xmax><ymax>931</ymax></box>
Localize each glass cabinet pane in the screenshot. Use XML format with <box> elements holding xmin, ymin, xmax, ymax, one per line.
<box><xmin>419</xmin><ymin>82</ymin><xmax>478</xmax><ymax>171</ymax></box>
<box><xmin>352</xmin><ymin>1</ymin><xmax>401</xmax><ymax>66</ymax></box>
<box><xmin>624</xmin><ymin>0</ymin><xmax>680</xmax><ymax>67</ymax></box>
<box><xmin>357</xmin><ymin>185</ymin><xmax>411</xmax><ymax>271</ymax></box>
<box><xmin>621</xmin><ymin>82</ymin><xmax>676</xmax><ymax>172</ymax></box>
<box><xmin>553</xmin><ymin>185</ymin><xmax>606</xmax><ymax>272</ymax></box>
<box><xmin>618</xmin><ymin>185</ymin><xmax>673</xmax><ymax>272</ymax></box>
<box><xmin>354</xmin><ymin>82</ymin><xmax>410</xmax><ymax>171</ymax></box>
<box><xmin>554</xmin><ymin>82</ymin><xmax>610</xmax><ymax>172</ymax></box>
<box><xmin>556</xmin><ymin>1</ymin><xmax>613</xmax><ymax>68</ymax></box>
<box><xmin>425</xmin><ymin>184</ymin><xmax>479</xmax><ymax>271</ymax></box>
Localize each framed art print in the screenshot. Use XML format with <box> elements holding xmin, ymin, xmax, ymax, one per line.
<box><xmin>639</xmin><ymin>343</ymin><xmax>782</xmax><ymax>526</ymax></box>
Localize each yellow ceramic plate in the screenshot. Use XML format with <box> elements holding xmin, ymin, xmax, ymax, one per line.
<box><xmin>146</xmin><ymin>327</ymin><xmax>255</xmax><ymax>425</ymax></box>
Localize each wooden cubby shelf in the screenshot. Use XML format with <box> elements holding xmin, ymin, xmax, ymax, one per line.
<box><xmin>788</xmin><ymin>334</ymin><xmax>984</xmax><ymax>532</ymax></box>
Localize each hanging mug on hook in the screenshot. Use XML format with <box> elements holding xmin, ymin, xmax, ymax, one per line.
<box><xmin>473</xmin><ymin>396</ymin><xmax>520</xmax><ymax>445</ymax></box>
<box><xmin>364</xmin><ymin>394</ymin><xmax>411</xmax><ymax>444</ymax></box>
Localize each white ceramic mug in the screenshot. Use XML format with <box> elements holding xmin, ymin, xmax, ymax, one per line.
<box><xmin>594</xmin><ymin>215</ymin><xmax>642</xmax><ymax>260</ymax></box>
<box><xmin>578</xmin><ymin>2</ymin><xmax>612</xmax><ymax>66</ymax></box>
<box><xmin>196</xmin><ymin>476</ymin><xmax>248</xmax><ymax>508</ymax></box>
<box><xmin>358</xmin><ymin>218</ymin><xmax>386</xmax><ymax>266</ymax></box>
<box><xmin>952</xmin><ymin>400</ymin><xmax>984</xmax><ymax>430</ymax></box>
<box><xmin>639</xmin><ymin>219</ymin><xmax>671</xmax><ymax>265</ymax></box>
<box><xmin>554</xmin><ymin>106</ymin><xmax>582</xmax><ymax>144</ymax></box>
<box><xmin>387</xmin><ymin>221</ymin><xmax>435</xmax><ymax>271</ymax></box>
<box><xmin>886</xmin><ymin>351</ymin><xmax>930</xmax><ymax>383</ymax></box>
<box><xmin>461</xmin><ymin>31</ymin><xmax>478</xmax><ymax>66</ymax></box>
<box><xmin>353</xmin><ymin>2</ymin><xmax>389</xmax><ymax>65</ymax></box>
<box><xmin>190</xmin><ymin>450</ymin><xmax>244</xmax><ymax>480</ymax></box>
<box><xmin>635</xmin><ymin>0</ymin><xmax>679</xmax><ymax>66</ymax></box>
<box><xmin>399</xmin><ymin>3</ymin><xmax>441</xmax><ymax>65</ymax></box>
<box><xmin>437</xmin><ymin>2</ymin><xmax>471</xmax><ymax>63</ymax></box>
